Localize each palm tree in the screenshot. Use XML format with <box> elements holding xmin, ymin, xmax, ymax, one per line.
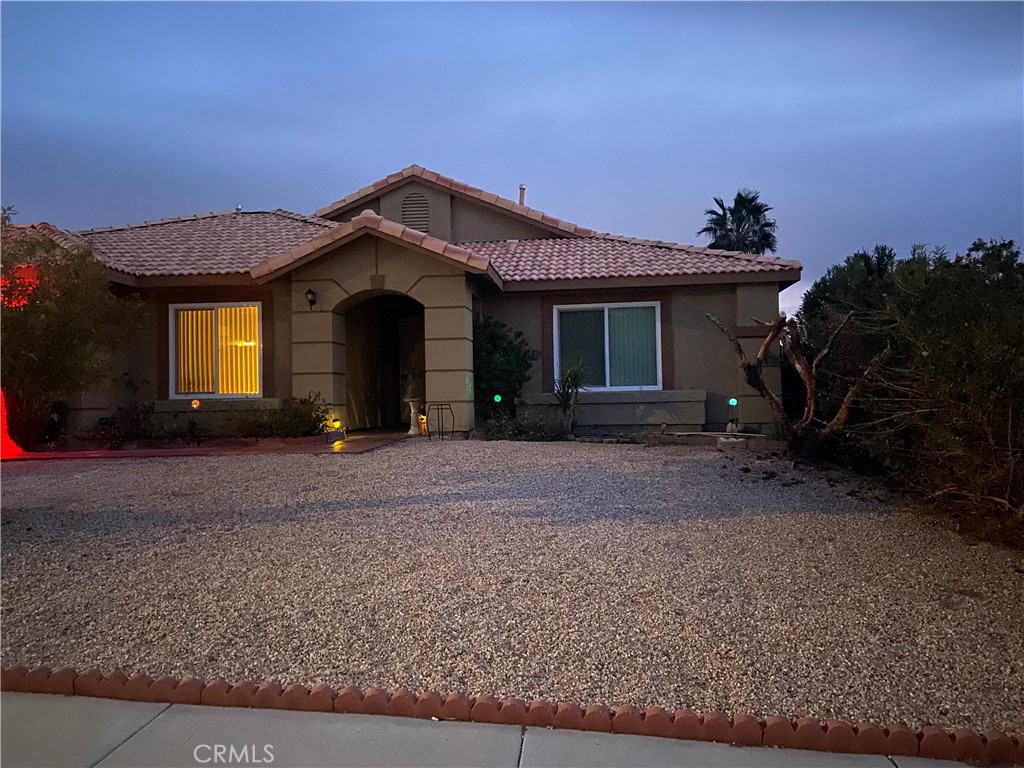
<box><xmin>697</xmin><ymin>189</ymin><xmax>778</xmax><ymax>254</ymax></box>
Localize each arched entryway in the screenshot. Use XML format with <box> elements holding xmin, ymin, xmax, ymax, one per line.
<box><xmin>342</xmin><ymin>293</ymin><xmax>424</xmax><ymax>431</ymax></box>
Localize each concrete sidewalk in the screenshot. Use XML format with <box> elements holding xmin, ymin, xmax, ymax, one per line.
<box><xmin>0</xmin><ymin>693</ymin><xmax>964</xmax><ymax>768</ymax></box>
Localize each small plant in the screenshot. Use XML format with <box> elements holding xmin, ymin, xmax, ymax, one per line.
<box><xmin>235</xmin><ymin>393</ymin><xmax>329</xmax><ymax>438</ymax></box>
<box><xmin>552</xmin><ymin>360</ymin><xmax>586</xmax><ymax>433</ymax></box>
<box><xmin>165</xmin><ymin>411</ymin><xmax>204</xmax><ymax>446</ymax></box>
<box><xmin>477</xmin><ymin>412</ymin><xmax>568</xmax><ymax>442</ymax></box>
<box><xmin>80</xmin><ymin>375</ymin><xmax>155</xmax><ymax>448</ymax></box>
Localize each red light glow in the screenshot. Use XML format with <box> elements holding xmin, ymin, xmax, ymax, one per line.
<box><xmin>0</xmin><ymin>391</ymin><xmax>25</xmax><ymax>459</ymax></box>
<box><xmin>0</xmin><ymin>264</ymin><xmax>40</xmax><ymax>309</ymax></box>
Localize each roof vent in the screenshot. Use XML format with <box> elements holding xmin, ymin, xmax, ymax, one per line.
<box><xmin>235</xmin><ymin>205</ymin><xmax>242</xmax><ymax>214</ymax></box>
<box><xmin>400</xmin><ymin>192</ymin><xmax>430</xmax><ymax>233</ymax></box>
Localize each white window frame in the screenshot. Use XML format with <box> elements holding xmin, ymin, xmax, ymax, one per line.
<box><xmin>168</xmin><ymin>301</ymin><xmax>264</xmax><ymax>399</ymax></box>
<box><xmin>552</xmin><ymin>301</ymin><xmax>663</xmax><ymax>392</ymax></box>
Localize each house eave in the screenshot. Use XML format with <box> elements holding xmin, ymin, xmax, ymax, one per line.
<box><xmin>497</xmin><ymin>269</ymin><xmax>803</xmax><ymax>292</ymax></box>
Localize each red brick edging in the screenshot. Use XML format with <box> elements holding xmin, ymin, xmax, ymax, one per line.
<box><xmin>2</xmin><ymin>666</ymin><xmax>1021</xmax><ymax>764</ymax></box>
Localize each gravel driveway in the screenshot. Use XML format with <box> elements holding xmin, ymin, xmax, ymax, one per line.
<box><xmin>2</xmin><ymin>441</ymin><xmax>1022</xmax><ymax>733</ymax></box>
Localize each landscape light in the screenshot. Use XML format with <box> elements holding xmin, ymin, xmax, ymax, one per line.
<box><xmin>493</xmin><ymin>394</ymin><xmax>502</xmax><ymax>403</ymax></box>
<box><xmin>728</xmin><ymin>397</ymin><xmax>738</xmax><ymax>407</ymax></box>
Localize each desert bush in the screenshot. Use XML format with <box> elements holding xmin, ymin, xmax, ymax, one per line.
<box><xmin>473</xmin><ymin>315</ymin><xmax>539</xmax><ymax>421</ymax></box>
<box><xmin>234</xmin><ymin>393</ymin><xmax>329</xmax><ymax>438</ymax></box>
<box><xmin>162</xmin><ymin>412</ymin><xmax>205</xmax><ymax>446</ymax></box>
<box><xmin>1</xmin><ymin>209</ymin><xmax>144</xmax><ymax>446</ymax></box>
<box><xmin>802</xmin><ymin>238</ymin><xmax>1024</xmax><ymax>519</ymax></box>
<box><xmin>87</xmin><ymin>402</ymin><xmax>157</xmax><ymax>449</ymax></box>
<box><xmin>477</xmin><ymin>412</ymin><xmax>568</xmax><ymax>442</ymax></box>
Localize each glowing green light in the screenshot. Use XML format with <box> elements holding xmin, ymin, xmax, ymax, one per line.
<box><xmin>728</xmin><ymin>397</ymin><xmax>738</xmax><ymax>407</ymax></box>
<box><xmin>493</xmin><ymin>394</ymin><xmax>502</xmax><ymax>403</ymax></box>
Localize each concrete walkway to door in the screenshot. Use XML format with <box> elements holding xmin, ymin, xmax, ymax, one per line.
<box><xmin>0</xmin><ymin>693</ymin><xmax>966</xmax><ymax>768</ymax></box>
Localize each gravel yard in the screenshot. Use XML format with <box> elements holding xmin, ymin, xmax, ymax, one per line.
<box><xmin>2</xmin><ymin>441</ymin><xmax>1022</xmax><ymax>733</ymax></box>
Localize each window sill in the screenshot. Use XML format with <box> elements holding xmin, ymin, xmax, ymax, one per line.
<box><xmin>522</xmin><ymin>389</ymin><xmax>706</xmax><ymax>406</ymax></box>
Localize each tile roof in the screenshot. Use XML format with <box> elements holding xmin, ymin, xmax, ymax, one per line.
<box><xmin>13</xmin><ymin>167</ymin><xmax>801</xmax><ymax>286</ymax></box>
<box><xmin>251</xmin><ymin>212</ymin><xmax>497</xmax><ymax>282</ymax></box>
<box><xmin>461</xmin><ymin>237</ymin><xmax>801</xmax><ymax>283</ymax></box>
<box><xmin>313</xmin><ymin>164</ymin><xmax>800</xmax><ymax>283</ymax></box>
<box><xmin>75</xmin><ymin>210</ymin><xmax>337</xmax><ymax>276</ymax></box>
<box><xmin>4</xmin><ymin>222</ymin><xmax>89</xmax><ymax>253</ymax></box>
<box><xmin>315</xmin><ymin>164</ymin><xmax>599</xmax><ymax>238</ymax></box>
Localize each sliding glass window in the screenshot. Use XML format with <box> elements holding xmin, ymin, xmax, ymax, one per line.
<box><xmin>554</xmin><ymin>302</ymin><xmax>661</xmax><ymax>390</ymax></box>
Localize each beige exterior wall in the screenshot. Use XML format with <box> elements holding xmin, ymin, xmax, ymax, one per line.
<box><xmin>482</xmin><ymin>280</ymin><xmax>785</xmax><ymax>432</ymax></box>
<box><xmin>289</xmin><ymin>236</ymin><xmax>476</xmax><ymax>432</ymax></box>
<box><xmin>448</xmin><ymin>197</ymin><xmax>553</xmax><ymax>242</ymax></box>
<box><xmin>65</xmin><ymin>280</ymin><xmax>293</xmax><ymax>434</ymax></box>
<box><xmin>326</xmin><ymin>180</ymin><xmax>558</xmax><ymax>243</ymax></box>
<box><xmin>380</xmin><ymin>183</ymin><xmax>452</xmax><ymax>242</ymax></box>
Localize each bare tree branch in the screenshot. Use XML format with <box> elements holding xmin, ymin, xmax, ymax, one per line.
<box><xmin>706</xmin><ymin>313</ymin><xmax>793</xmax><ymax>442</ymax></box>
<box><xmin>812</xmin><ymin>311</ymin><xmax>854</xmax><ymax>379</ymax></box>
<box><xmin>708</xmin><ymin>311</ymin><xmax>895</xmax><ymax>452</ymax></box>
<box><xmin>823</xmin><ymin>345</ymin><xmax>894</xmax><ymax>432</ymax></box>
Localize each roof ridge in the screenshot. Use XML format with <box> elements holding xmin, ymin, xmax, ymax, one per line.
<box><xmin>314</xmin><ymin>165</ymin><xmax>599</xmax><ymax>238</ymax></box>
<box><xmin>75</xmin><ymin>209</ymin><xmax>340</xmax><ymax>236</ymax></box>
<box><xmin>75</xmin><ymin>210</ymin><xmax>233</xmax><ymax>235</ymax></box>
<box><xmin>268</xmin><ymin>209</ymin><xmax>339</xmax><ymax>228</ymax></box>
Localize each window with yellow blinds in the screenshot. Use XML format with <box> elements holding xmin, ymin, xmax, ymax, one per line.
<box><xmin>171</xmin><ymin>303</ymin><xmax>261</xmax><ymax>397</ymax></box>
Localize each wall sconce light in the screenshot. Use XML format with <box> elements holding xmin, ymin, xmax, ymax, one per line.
<box><xmin>305</xmin><ymin>288</ymin><xmax>317</xmax><ymax>309</ymax></box>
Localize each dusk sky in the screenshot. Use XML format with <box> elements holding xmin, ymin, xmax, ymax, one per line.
<box><xmin>2</xmin><ymin>2</ymin><xmax>1022</xmax><ymax>311</ymax></box>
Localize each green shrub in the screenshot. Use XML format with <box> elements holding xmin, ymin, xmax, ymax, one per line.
<box><xmin>1</xmin><ymin>211</ymin><xmax>144</xmax><ymax>446</ymax></box>
<box><xmin>800</xmin><ymin>238</ymin><xmax>1024</xmax><ymax>519</ymax></box>
<box><xmin>478</xmin><ymin>412</ymin><xmax>568</xmax><ymax>442</ymax></box>
<box><xmin>163</xmin><ymin>412</ymin><xmax>204</xmax><ymax>446</ymax></box>
<box><xmin>87</xmin><ymin>401</ymin><xmax>157</xmax><ymax>448</ymax></box>
<box><xmin>234</xmin><ymin>393</ymin><xmax>329</xmax><ymax>438</ymax></box>
<box><xmin>552</xmin><ymin>360</ymin><xmax>585</xmax><ymax>432</ymax></box>
<box><xmin>473</xmin><ymin>315</ymin><xmax>539</xmax><ymax>421</ymax></box>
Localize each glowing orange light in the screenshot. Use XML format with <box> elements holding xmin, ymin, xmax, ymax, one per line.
<box><xmin>191</xmin><ymin>399</ymin><xmax>201</xmax><ymax>410</ymax></box>
<box><xmin>331</xmin><ymin>440</ymin><xmax>345</xmax><ymax>452</ymax></box>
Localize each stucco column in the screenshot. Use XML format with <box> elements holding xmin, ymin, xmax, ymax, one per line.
<box><xmin>290</xmin><ymin>283</ymin><xmax>346</xmax><ymax>425</ymax></box>
<box><xmin>413</xmin><ymin>276</ymin><xmax>475</xmax><ymax>433</ymax></box>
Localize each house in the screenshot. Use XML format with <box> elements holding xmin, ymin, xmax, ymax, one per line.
<box><xmin>15</xmin><ymin>165</ymin><xmax>801</xmax><ymax>435</ymax></box>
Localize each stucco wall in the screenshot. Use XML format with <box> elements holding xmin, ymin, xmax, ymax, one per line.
<box><xmin>325</xmin><ymin>180</ymin><xmax>558</xmax><ymax>243</ymax></box>
<box><xmin>289</xmin><ymin>236</ymin><xmax>475</xmax><ymax>432</ymax></box>
<box><xmin>482</xmin><ymin>280</ymin><xmax>784</xmax><ymax>432</ymax></box>
<box><xmin>65</xmin><ymin>279</ymin><xmax>293</xmax><ymax>434</ymax></box>
<box><xmin>448</xmin><ymin>196</ymin><xmax>553</xmax><ymax>242</ymax></box>
<box><xmin>379</xmin><ymin>183</ymin><xmax>452</xmax><ymax>242</ymax></box>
